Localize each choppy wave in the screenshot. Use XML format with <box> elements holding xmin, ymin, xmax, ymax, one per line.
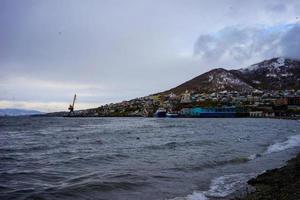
<box><xmin>205</xmin><ymin>173</ymin><xmax>255</xmax><ymax>198</ymax></box>
<box><xmin>176</xmin><ymin>192</ymin><xmax>208</xmax><ymax>200</ymax></box>
<box><xmin>265</xmin><ymin>134</ymin><xmax>300</xmax><ymax>154</ymax></box>
<box><xmin>62</xmin><ymin>153</ymin><xmax>130</xmax><ymax>165</ymax></box>
<box><xmin>170</xmin><ymin>173</ymin><xmax>255</xmax><ymax>200</ymax></box>
<box><xmin>1</xmin><ymin>180</ymin><xmax>146</xmax><ymax>200</ymax></box>
<box><xmin>168</xmin><ymin>156</ymin><xmax>253</xmax><ymax>172</ymax></box>
<box><xmin>145</xmin><ymin>140</ymin><xmax>216</xmax><ymax>150</ymax></box>
<box><xmin>247</xmin><ymin>153</ymin><xmax>262</xmax><ymax>160</ymax></box>
<box><xmin>59</xmin><ymin>180</ymin><xmax>145</xmax><ymax>192</ymax></box>
<box><xmin>246</xmin><ymin>134</ymin><xmax>300</xmax><ymax>160</ymax></box>
<box><xmin>190</xmin><ymin>157</ymin><xmax>250</xmax><ymax>171</ymax></box>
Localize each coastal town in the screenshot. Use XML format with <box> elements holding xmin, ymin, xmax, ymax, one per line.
<box><xmin>67</xmin><ymin>89</ymin><xmax>300</xmax><ymax>118</ymax></box>
<box><xmin>44</xmin><ymin>57</ymin><xmax>300</xmax><ymax>118</ymax></box>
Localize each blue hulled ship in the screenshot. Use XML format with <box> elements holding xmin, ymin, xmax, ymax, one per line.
<box><xmin>180</xmin><ymin>106</ymin><xmax>237</xmax><ymax>118</ymax></box>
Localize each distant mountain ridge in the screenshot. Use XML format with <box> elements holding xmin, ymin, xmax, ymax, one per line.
<box><xmin>0</xmin><ymin>108</ymin><xmax>43</xmax><ymax>116</ymax></box>
<box><xmin>164</xmin><ymin>57</ymin><xmax>300</xmax><ymax>94</ymax></box>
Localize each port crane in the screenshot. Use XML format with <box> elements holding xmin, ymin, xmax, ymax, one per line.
<box><xmin>68</xmin><ymin>94</ymin><xmax>77</xmax><ymax>113</ymax></box>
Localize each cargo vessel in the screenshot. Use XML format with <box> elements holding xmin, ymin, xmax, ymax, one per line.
<box><xmin>154</xmin><ymin>108</ymin><xmax>167</xmax><ymax>117</ymax></box>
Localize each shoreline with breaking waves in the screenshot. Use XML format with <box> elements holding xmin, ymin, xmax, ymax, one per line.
<box><xmin>236</xmin><ymin>152</ymin><xmax>300</xmax><ymax>200</ymax></box>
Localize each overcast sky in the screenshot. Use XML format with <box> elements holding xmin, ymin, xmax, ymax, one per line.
<box><xmin>1</xmin><ymin>0</ymin><xmax>300</xmax><ymax>112</ymax></box>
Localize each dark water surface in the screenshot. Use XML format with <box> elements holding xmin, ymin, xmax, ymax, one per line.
<box><xmin>1</xmin><ymin>117</ymin><xmax>300</xmax><ymax>200</ymax></box>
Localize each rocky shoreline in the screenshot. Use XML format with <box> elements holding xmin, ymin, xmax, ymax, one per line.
<box><xmin>237</xmin><ymin>153</ymin><xmax>300</xmax><ymax>200</ymax></box>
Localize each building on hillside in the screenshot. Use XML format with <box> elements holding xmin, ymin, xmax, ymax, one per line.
<box><xmin>249</xmin><ymin>111</ymin><xmax>263</xmax><ymax>117</ymax></box>
<box><xmin>181</xmin><ymin>90</ymin><xmax>192</xmax><ymax>103</ymax></box>
<box><xmin>287</xmin><ymin>96</ymin><xmax>300</xmax><ymax>105</ymax></box>
<box><xmin>275</xmin><ymin>96</ymin><xmax>300</xmax><ymax>106</ymax></box>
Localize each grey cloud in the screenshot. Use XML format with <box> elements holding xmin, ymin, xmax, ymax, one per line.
<box><xmin>280</xmin><ymin>24</ymin><xmax>300</xmax><ymax>59</ymax></box>
<box><xmin>194</xmin><ymin>24</ymin><xmax>300</xmax><ymax>68</ymax></box>
<box><xmin>267</xmin><ymin>3</ymin><xmax>287</xmax><ymax>13</ymax></box>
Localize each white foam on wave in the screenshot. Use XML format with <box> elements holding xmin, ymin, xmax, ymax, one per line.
<box><xmin>247</xmin><ymin>153</ymin><xmax>262</xmax><ymax>160</ymax></box>
<box><xmin>205</xmin><ymin>173</ymin><xmax>254</xmax><ymax>198</ymax></box>
<box><xmin>248</xmin><ymin>154</ymin><xmax>257</xmax><ymax>160</ymax></box>
<box><xmin>266</xmin><ymin>134</ymin><xmax>300</xmax><ymax>154</ymax></box>
<box><xmin>168</xmin><ymin>173</ymin><xmax>254</xmax><ymax>200</ymax></box>
<box><xmin>169</xmin><ymin>192</ymin><xmax>208</xmax><ymax>200</ymax></box>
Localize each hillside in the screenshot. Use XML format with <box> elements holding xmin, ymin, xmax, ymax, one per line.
<box><xmin>164</xmin><ymin>68</ymin><xmax>253</xmax><ymax>94</ymax></box>
<box><xmin>231</xmin><ymin>57</ymin><xmax>300</xmax><ymax>91</ymax></box>
<box><xmin>164</xmin><ymin>57</ymin><xmax>300</xmax><ymax>95</ymax></box>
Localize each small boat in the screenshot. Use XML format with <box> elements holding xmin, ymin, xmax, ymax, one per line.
<box><xmin>166</xmin><ymin>112</ymin><xmax>179</xmax><ymax>118</ymax></box>
<box><xmin>154</xmin><ymin>108</ymin><xmax>167</xmax><ymax>117</ymax></box>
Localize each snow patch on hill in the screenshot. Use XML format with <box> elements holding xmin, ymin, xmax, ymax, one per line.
<box><xmin>209</xmin><ymin>70</ymin><xmax>253</xmax><ymax>91</ymax></box>
<box><xmin>241</xmin><ymin>57</ymin><xmax>288</xmax><ymax>73</ymax></box>
<box><xmin>273</xmin><ymin>57</ymin><xmax>285</xmax><ymax>68</ymax></box>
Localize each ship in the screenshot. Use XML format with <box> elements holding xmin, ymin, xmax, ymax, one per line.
<box><xmin>166</xmin><ymin>112</ymin><xmax>179</xmax><ymax>118</ymax></box>
<box><xmin>179</xmin><ymin>106</ymin><xmax>243</xmax><ymax>118</ymax></box>
<box><xmin>154</xmin><ymin>108</ymin><xmax>167</xmax><ymax>117</ymax></box>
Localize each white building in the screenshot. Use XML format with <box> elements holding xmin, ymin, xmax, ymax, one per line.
<box><xmin>181</xmin><ymin>90</ymin><xmax>192</xmax><ymax>103</ymax></box>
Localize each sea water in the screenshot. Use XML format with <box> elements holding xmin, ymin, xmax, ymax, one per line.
<box><xmin>0</xmin><ymin>117</ymin><xmax>300</xmax><ymax>200</ymax></box>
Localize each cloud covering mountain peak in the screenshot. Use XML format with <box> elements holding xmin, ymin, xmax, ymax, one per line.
<box><xmin>194</xmin><ymin>23</ymin><xmax>300</xmax><ymax>68</ymax></box>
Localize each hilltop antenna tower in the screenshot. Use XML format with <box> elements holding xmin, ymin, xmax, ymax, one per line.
<box><xmin>68</xmin><ymin>94</ymin><xmax>77</xmax><ymax>113</ymax></box>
